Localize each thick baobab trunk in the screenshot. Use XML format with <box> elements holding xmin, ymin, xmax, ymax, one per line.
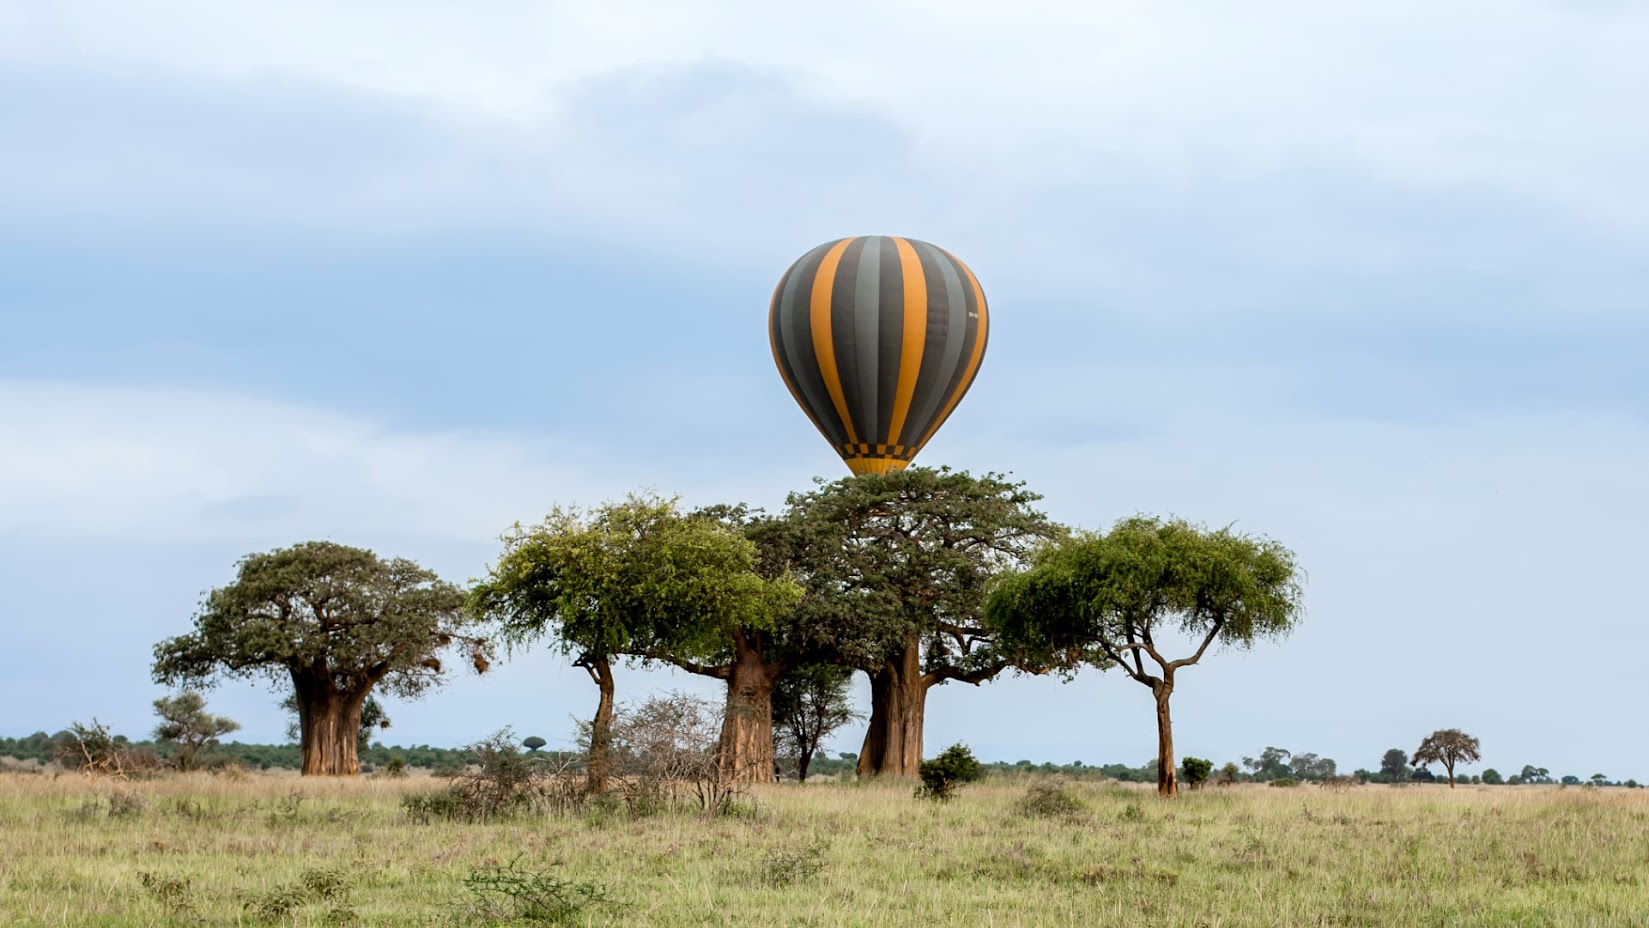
<box><xmin>717</xmin><ymin>636</ymin><xmax>780</xmax><ymax>784</ymax></box>
<box><xmin>581</xmin><ymin>655</ymin><xmax>615</xmax><ymax>793</ymax></box>
<box><xmin>1153</xmin><ymin>679</ymin><xmax>1178</xmax><ymax>798</ymax></box>
<box><xmin>293</xmin><ymin>676</ymin><xmax>369</xmax><ymax>776</ymax></box>
<box><xmin>856</xmin><ymin>636</ymin><xmax>926</xmax><ymax>779</ymax></box>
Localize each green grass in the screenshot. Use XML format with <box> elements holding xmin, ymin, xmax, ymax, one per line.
<box><xmin>2</xmin><ymin>770</ymin><xmax>1646</xmax><ymax>926</ymax></box>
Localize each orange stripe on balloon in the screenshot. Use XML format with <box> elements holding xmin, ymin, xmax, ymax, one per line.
<box><xmin>809</xmin><ymin>238</ymin><xmax>859</xmax><ymax>447</ymax></box>
<box><xmin>885</xmin><ymin>237</ymin><xmax>928</xmax><ymax>446</ymax></box>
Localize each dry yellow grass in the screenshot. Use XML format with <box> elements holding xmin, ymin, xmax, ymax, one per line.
<box><xmin>1</xmin><ymin>770</ymin><xmax>1646</xmax><ymax>926</ymax></box>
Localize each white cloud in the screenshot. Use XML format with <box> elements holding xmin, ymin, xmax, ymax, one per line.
<box><xmin>0</xmin><ymin>380</ymin><xmax>626</xmax><ymax>544</ymax></box>
<box><xmin>4</xmin><ymin>0</ymin><xmax>1648</xmax><ymax>248</ymax></box>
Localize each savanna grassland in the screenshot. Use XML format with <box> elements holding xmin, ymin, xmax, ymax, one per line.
<box><xmin>2</xmin><ymin>771</ymin><xmax>1646</xmax><ymax>927</ymax></box>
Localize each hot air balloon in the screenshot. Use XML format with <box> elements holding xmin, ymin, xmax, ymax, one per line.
<box><xmin>769</xmin><ymin>236</ymin><xmax>989</xmax><ymax>476</ymax></box>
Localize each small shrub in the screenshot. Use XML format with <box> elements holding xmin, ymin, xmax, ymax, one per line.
<box><xmin>760</xmin><ymin>840</ymin><xmax>828</xmax><ymax>886</ymax></box>
<box><xmin>299</xmin><ymin>867</ymin><xmax>351</xmax><ymax>901</ymax></box>
<box><xmin>404</xmin><ymin>729</ymin><xmax>584</xmax><ymax>823</ymax></box>
<box><xmin>106</xmin><ymin>786</ymin><xmax>149</xmax><ymax>818</ymax></box>
<box><xmin>379</xmin><ymin>754</ymin><xmax>408</xmax><ymax>779</ymax></box>
<box><xmin>137</xmin><ymin>872</ymin><xmax>196</xmax><ymax>917</ymax></box>
<box><xmin>1181</xmin><ymin>757</ymin><xmax>1213</xmax><ymax>789</ymax></box>
<box><xmin>1268</xmin><ymin>777</ymin><xmax>1301</xmax><ymax>788</ymax></box>
<box><xmin>459</xmin><ymin>857</ymin><xmax>616</xmax><ymax>923</ymax></box>
<box><xmin>1119</xmin><ymin>801</ymin><xmax>1146</xmax><ymax>822</ymax></box>
<box><xmin>1014</xmin><ymin>779</ymin><xmax>1086</xmax><ymax>819</ymax></box>
<box><xmin>401</xmin><ymin>788</ymin><xmax>472</xmax><ymax>824</ymax></box>
<box><xmin>917</xmin><ymin>743</ymin><xmax>982</xmax><ymax>802</ymax></box>
<box><xmin>246</xmin><ymin>886</ymin><xmax>307</xmax><ymax>921</ymax></box>
<box><xmin>1216</xmin><ymin>762</ymin><xmax>1241</xmax><ymax>786</ymax></box>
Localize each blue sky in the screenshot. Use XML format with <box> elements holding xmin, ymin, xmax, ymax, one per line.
<box><xmin>3</xmin><ymin>0</ymin><xmax>1646</xmax><ymax>780</ymax></box>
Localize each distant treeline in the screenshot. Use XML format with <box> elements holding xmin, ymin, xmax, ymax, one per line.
<box><xmin>0</xmin><ymin>730</ymin><xmax>1145</xmax><ymax>779</ymax></box>
<box><xmin>6</xmin><ymin>731</ymin><xmax>1638</xmax><ymax>787</ymax></box>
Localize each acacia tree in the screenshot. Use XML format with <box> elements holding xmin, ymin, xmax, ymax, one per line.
<box><xmin>988</xmin><ymin>517</ymin><xmax>1303</xmax><ymax>797</ymax></box>
<box><xmin>778</xmin><ymin>468</ymin><xmax>1058</xmax><ymax>779</ymax></box>
<box><xmin>152</xmin><ymin>691</ymin><xmax>240</xmax><ymax>772</ymax></box>
<box><xmin>468</xmin><ymin>496</ymin><xmax>798</xmax><ymax>790</ymax></box>
<box><xmin>1412</xmin><ymin>729</ymin><xmax>1481</xmax><ymax>788</ymax></box>
<box><xmin>153</xmin><ymin>541</ymin><xmax>485</xmax><ymax>776</ymax></box>
<box><xmin>772</xmin><ymin>663</ymin><xmax>862</xmax><ymax>781</ymax></box>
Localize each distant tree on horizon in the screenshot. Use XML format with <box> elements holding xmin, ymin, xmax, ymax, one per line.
<box><xmin>1380</xmin><ymin>748</ymin><xmax>1412</xmax><ymax>782</ymax></box>
<box><xmin>1412</xmin><ymin>728</ymin><xmax>1481</xmax><ymax>788</ymax></box>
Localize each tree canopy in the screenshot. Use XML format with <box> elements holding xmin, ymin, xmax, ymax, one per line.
<box><xmin>153</xmin><ymin>541</ymin><xmax>483</xmax><ymax>775</ymax></box>
<box><xmin>151</xmin><ymin>691</ymin><xmax>240</xmax><ymax>772</ymax></box>
<box><xmin>770</xmin><ymin>467</ymin><xmax>1059</xmax><ymax>777</ymax></box>
<box><xmin>988</xmin><ymin>516</ymin><xmax>1303</xmax><ymax>796</ymax></box>
<box><xmin>468</xmin><ymin>494</ymin><xmax>799</xmax><ymax>788</ymax></box>
<box><xmin>1413</xmin><ymin>729</ymin><xmax>1482</xmax><ymax>788</ymax></box>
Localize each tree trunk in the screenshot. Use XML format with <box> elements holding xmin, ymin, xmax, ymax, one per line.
<box><xmin>1153</xmin><ymin>679</ymin><xmax>1178</xmax><ymax>798</ymax></box>
<box><xmin>1445</xmin><ymin>761</ymin><xmax>1456</xmax><ymax>788</ymax></box>
<box><xmin>585</xmin><ymin>656</ymin><xmax>615</xmax><ymax>793</ymax></box>
<box><xmin>717</xmin><ymin>635</ymin><xmax>780</xmax><ymax>784</ymax></box>
<box><xmin>856</xmin><ymin>635</ymin><xmax>926</xmax><ymax>779</ymax></box>
<box><xmin>796</xmin><ymin>746</ymin><xmax>814</xmax><ymax>782</ymax></box>
<box><xmin>294</xmin><ymin>675</ymin><xmax>368</xmax><ymax>776</ymax></box>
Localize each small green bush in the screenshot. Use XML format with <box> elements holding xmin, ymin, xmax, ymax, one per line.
<box><xmin>1181</xmin><ymin>757</ymin><xmax>1213</xmax><ymax>789</ymax></box>
<box><xmin>459</xmin><ymin>857</ymin><xmax>616</xmax><ymax>923</ymax></box>
<box><xmin>760</xmin><ymin>840</ymin><xmax>828</xmax><ymax>886</ymax></box>
<box><xmin>1268</xmin><ymin>777</ymin><xmax>1301</xmax><ymax>788</ymax></box>
<box><xmin>917</xmin><ymin>743</ymin><xmax>982</xmax><ymax>802</ymax></box>
<box><xmin>1014</xmin><ymin>779</ymin><xmax>1086</xmax><ymax>819</ymax></box>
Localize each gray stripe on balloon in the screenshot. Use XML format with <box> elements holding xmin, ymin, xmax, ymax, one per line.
<box><xmin>851</xmin><ymin>235</ymin><xmax>883</xmax><ymax>446</ymax></box>
<box><xmin>875</xmin><ymin>237</ymin><xmax>905</xmax><ymax>443</ymax></box>
<box><xmin>777</xmin><ymin>240</ymin><xmax>842</xmax><ymax>446</ymax></box>
<box><xmin>905</xmin><ymin>239</ymin><xmax>971</xmax><ymax>448</ymax></box>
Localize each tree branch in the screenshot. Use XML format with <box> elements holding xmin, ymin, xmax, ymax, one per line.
<box><xmin>1169</xmin><ymin>616</ymin><xmax>1226</xmax><ymax>670</ymax></box>
<box><xmin>643</xmin><ymin>652</ymin><xmax>733</xmax><ymax>680</ymax></box>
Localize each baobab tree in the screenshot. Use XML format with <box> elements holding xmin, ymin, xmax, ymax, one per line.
<box><xmin>153</xmin><ymin>541</ymin><xmax>486</xmax><ymax>776</ymax></box>
<box><xmin>777</xmin><ymin>468</ymin><xmax>1058</xmax><ymax>779</ymax></box>
<box><xmin>469</xmin><ymin>495</ymin><xmax>798</xmax><ymax>790</ymax></box>
<box><xmin>988</xmin><ymin>516</ymin><xmax>1303</xmax><ymax>797</ymax></box>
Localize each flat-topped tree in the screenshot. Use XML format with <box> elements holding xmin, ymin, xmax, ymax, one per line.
<box><xmin>988</xmin><ymin>517</ymin><xmax>1303</xmax><ymax>797</ymax></box>
<box><xmin>1412</xmin><ymin>729</ymin><xmax>1481</xmax><ymax>788</ymax></box>
<box><xmin>778</xmin><ymin>467</ymin><xmax>1059</xmax><ymax>779</ymax></box>
<box><xmin>469</xmin><ymin>495</ymin><xmax>798</xmax><ymax>791</ymax></box>
<box><xmin>153</xmin><ymin>541</ymin><xmax>485</xmax><ymax>776</ymax></box>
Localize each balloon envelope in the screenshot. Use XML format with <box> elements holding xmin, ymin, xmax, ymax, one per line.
<box><xmin>769</xmin><ymin>236</ymin><xmax>989</xmax><ymax>475</ymax></box>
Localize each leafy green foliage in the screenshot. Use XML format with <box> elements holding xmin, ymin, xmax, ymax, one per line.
<box><xmin>1181</xmin><ymin>757</ymin><xmax>1213</xmax><ymax>789</ymax></box>
<box><xmin>152</xmin><ymin>541</ymin><xmax>484</xmax><ymax>774</ymax></box>
<box><xmin>988</xmin><ymin>516</ymin><xmax>1304</xmax><ymax>795</ymax></box>
<box><xmin>471</xmin><ymin>495</ymin><xmax>798</xmax><ymax>668</ymax></box>
<box><xmin>772</xmin><ymin>663</ymin><xmax>862</xmax><ymax>780</ymax></box>
<box><xmin>1013</xmin><ymin>779</ymin><xmax>1087</xmax><ymax>819</ymax></box>
<box><xmin>771</xmin><ymin>468</ymin><xmax>1058</xmax><ymax>678</ymax></box>
<box><xmin>151</xmin><ymin>691</ymin><xmax>239</xmax><ymax>771</ymax></box>
<box><xmin>917</xmin><ymin>743</ymin><xmax>983</xmax><ymax>801</ymax></box>
<box><xmin>459</xmin><ymin>857</ymin><xmax>616</xmax><ymax>924</ymax></box>
<box><xmin>759</xmin><ymin>840</ymin><xmax>828</xmax><ymax>886</ymax></box>
<box><xmin>154</xmin><ymin>541</ymin><xmax>481</xmax><ymax>698</ymax></box>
